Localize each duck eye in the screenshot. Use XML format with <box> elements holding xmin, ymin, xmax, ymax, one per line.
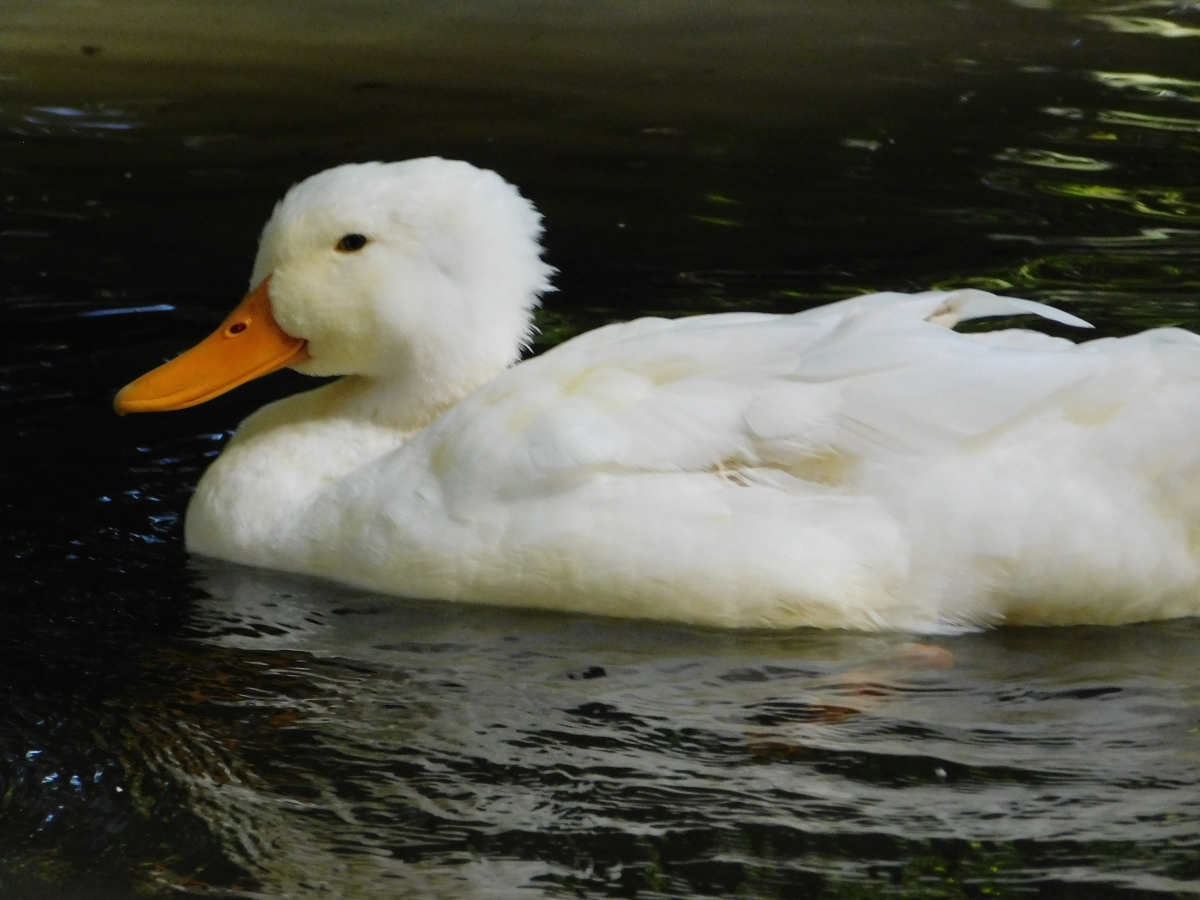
<box><xmin>335</xmin><ymin>233</ymin><xmax>369</xmax><ymax>253</ymax></box>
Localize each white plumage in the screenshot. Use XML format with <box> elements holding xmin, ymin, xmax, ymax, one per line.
<box><xmin>180</xmin><ymin>158</ymin><xmax>1200</xmax><ymax>630</ymax></box>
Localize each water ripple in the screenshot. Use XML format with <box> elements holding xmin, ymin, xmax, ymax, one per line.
<box><xmin>1093</xmin><ymin>71</ymin><xmax>1200</xmax><ymax>102</ymax></box>
<box><xmin>127</xmin><ymin>571</ymin><xmax>1200</xmax><ymax>897</ymax></box>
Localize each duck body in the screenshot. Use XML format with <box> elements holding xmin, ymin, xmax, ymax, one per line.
<box><xmin>120</xmin><ymin>159</ymin><xmax>1200</xmax><ymax>630</ymax></box>
<box><xmin>184</xmin><ymin>295</ymin><xmax>1200</xmax><ymax>632</ymax></box>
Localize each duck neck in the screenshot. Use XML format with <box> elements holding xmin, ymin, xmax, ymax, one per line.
<box><xmin>319</xmin><ymin>355</ymin><xmax>506</xmax><ymax>434</ymax></box>
<box><xmin>325</xmin><ymin>371</ymin><xmax>474</xmax><ymax>434</ymax></box>
<box><xmin>336</xmin><ymin>332</ymin><xmax>521</xmax><ymax>431</ymax></box>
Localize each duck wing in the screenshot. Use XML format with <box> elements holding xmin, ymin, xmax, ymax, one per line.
<box><xmin>425</xmin><ymin>289</ymin><xmax>1101</xmax><ymax>498</ymax></box>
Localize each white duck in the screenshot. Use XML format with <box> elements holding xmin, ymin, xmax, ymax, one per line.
<box><xmin>116</xmin><ymin>158</ymin><xmax>1200</xmax><ymax>631</ymax></box>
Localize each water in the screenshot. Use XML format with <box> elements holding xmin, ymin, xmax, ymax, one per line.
<box><xmin>3</xmin><ymin>0</ymin><xmax>1200</xmax><ymax>896</ymax></box>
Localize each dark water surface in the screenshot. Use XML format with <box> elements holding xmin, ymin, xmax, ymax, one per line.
<box><xmin>4</xmin><ymin>1</ymin><xmax>1200</xmax><ymax>896</ymax></box>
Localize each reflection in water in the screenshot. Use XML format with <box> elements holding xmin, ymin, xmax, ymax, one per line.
<box><xmin>1093</xmin><ymin>71</ymin><xmax>1200</xmax><ymax>102</ymax></box>
<box><xmin>125</xmin><ymin>562</ymin><xmax>1200</xmax><ymax>897</ymax></box>
<box><xmin>2</xmin><ymin>0</ymin><xmax>1200</xmax><ymax>895</ymax></box>
<box><xmin>993</xmin><ymin>147</ymin><xmax>1115</xmax><ymax>170</ymax></box>
<box><xmin>1040</xmin><ymin>183</ymin><xmax>1200</xmax><ymax>220</ymax></box>
<box><xmin>1087</xmin><ymin>14</ymin><xmax>1200</xmax><ymax>38</ymax></box>
<box><xmin>3</xmin><ymin>104</ymin><xmax>140</xmax><ymax>138</ymax></box>
<box><xmin>1096</xmin><ymin>108</ymin><xmax>1200</xmax><ymax>133</ymax></box>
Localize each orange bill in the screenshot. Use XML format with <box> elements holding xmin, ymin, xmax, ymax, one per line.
<box><xmin>114</xmin><ymin>278</ymin><xmax>309</xmax><ymax>414</ymax></box>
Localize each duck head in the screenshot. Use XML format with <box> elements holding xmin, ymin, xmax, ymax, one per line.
<box><xmin>115</xmin><ymin>158</ymin><xmax>554</xmax><ymax>417</ymax></box>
